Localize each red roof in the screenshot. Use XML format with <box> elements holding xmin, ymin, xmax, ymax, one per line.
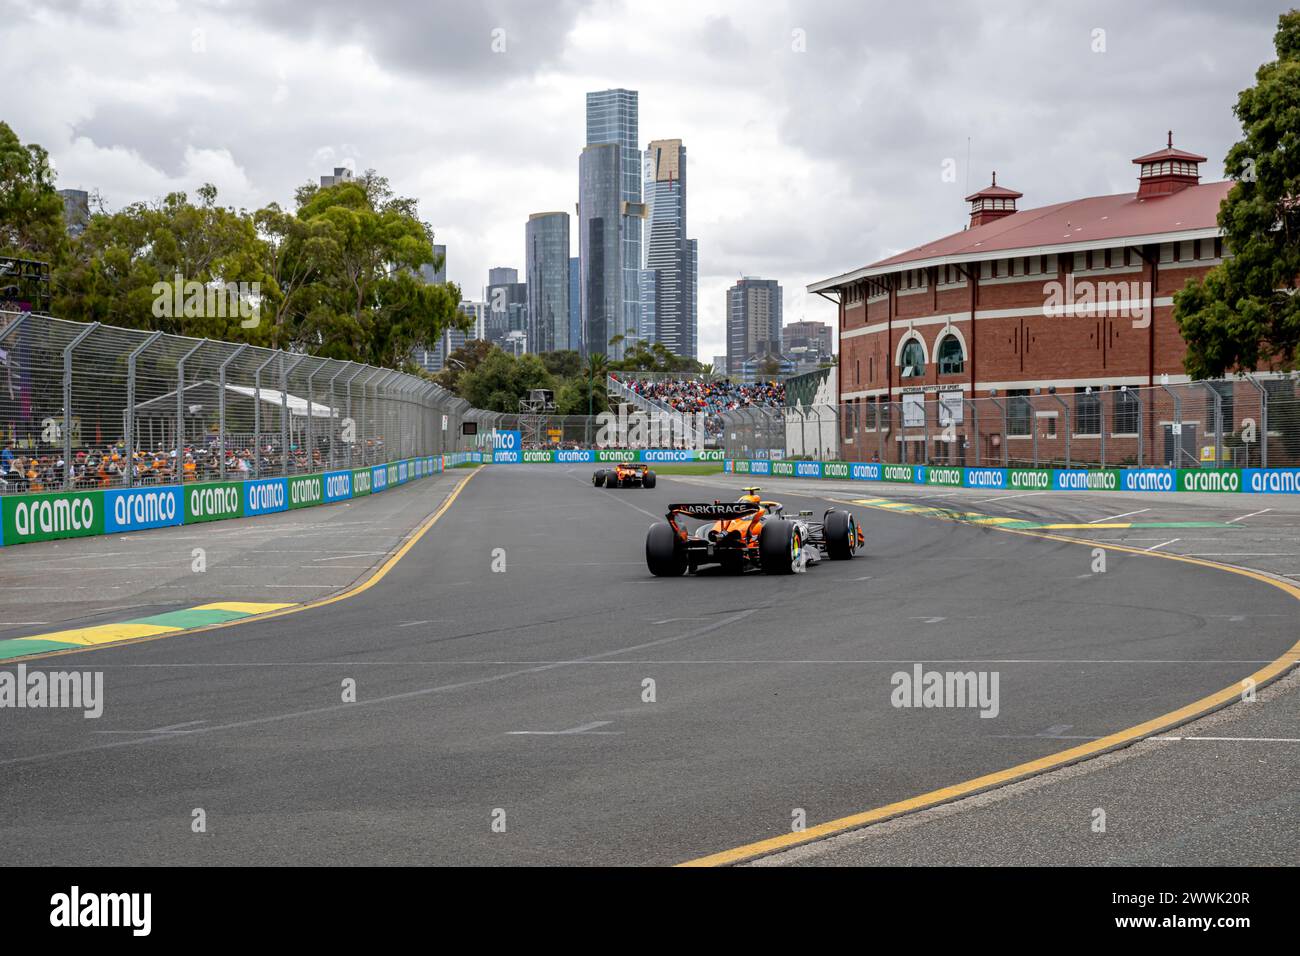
<box><xmin>816</xmin><ymin>180</ymin><xmax>1230</xmax><ymax>285</ymax></box>
<box><xmin>1132</xmin><ymin>145</ymin><xmax>1207</xmax><ymax>164</ymax></box>
<box><xmin>964</xmin><ymin>183</ymin><xmax>1023</xmax><ymax>202</ymax></box>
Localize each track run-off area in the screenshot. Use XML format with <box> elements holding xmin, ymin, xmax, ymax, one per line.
<box><xmin>1</xmin><ymin>464</ymin><xmax>1297</xmax><ymax>866</ymax></box>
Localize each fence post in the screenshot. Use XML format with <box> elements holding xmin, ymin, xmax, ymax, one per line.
<box><xmin>62</xmin><ymin>321</ymin><xmax>100</xmax><ymax>489</ymax></box>
<box><xmin>124</xmin><ymin>330</ymin><xmax>164</xmax><ymax>488</ymax></box>
<box><xmin>964</xmin><ymin>399</ymin><xmax>979</xmax><ymax>466</ymax></box>
<box><xmin>1244</xmin><ymin>374</ymin><xmax>1267</xmax><ymax>468</ymax></box>
<box><xmin>1160</xmin><ymin>383</ymin><xmax>1183</xmax><ymax>467</ymax></box>
<box><xmin>1048</xmin><ymin>390</ymin><xmax>1070</xmax><ymax>469</ymax></box>
<box><xmin>252</xmin><ymin>352</ymin><xmax>277</xmax><ymax>479</ymax></box>
<box><xmin>1136</xmin><ymin>387</ymin><xmax>1144</xmax><ymax>467</ymax></box>
<box><xmin>986</xmin><ymin>396</ymin><xmax>1006</xmax><ymax>468</ymax></box>
<box><xmin>175</xmin><ymin>339</ymin><xmax>207</xmax><ymax>482</ymax></box>
<box><xmin>217</xmin><ymin>342</ymin><xmax>248</xmax><ymax>481</ymax></box>
<box><xmin>281</xmin><ymin>353</ymin><xmax>306</xmax><ymax>476</ymax></box>
<box><xmin>326</xmin><ymin>362</ymin><xmax>349</xmax><ymax>469</ymax></box>
<box><xmin>1203</xmin><ymin>382</ymin><xmax>1223</xmax><ymax>469</ymax></box>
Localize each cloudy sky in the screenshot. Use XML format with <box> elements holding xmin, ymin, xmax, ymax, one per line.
<box><xmin>2</xmin><ymin>0</ymin><xmax>1287</xmax><ymax>362</ymax></box>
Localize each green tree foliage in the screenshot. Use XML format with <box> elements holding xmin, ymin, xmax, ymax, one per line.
<box><xmin>607</xmin><ymin>339</ymin><xmax>701</xmax><ymax>373</ymax></box>
<box><xmin>290</xmin><ymin>173</ymin><xmax>461</xmax><ymax>366</ymax></box>
<box><xmin>0</xmin><ymin>117</ymin><xmax>462</xmax><ymax>368</ymax></box>
<box><xmin>54</xmin><ymin>184</ymin><xmax>276</xmax><ymax>343</ymax></box>
<box><xmin>457</xmin><ymin>349</ymin><xmax>556</xmax><ymax>412</ymax></box>
<box><xmin>434</xmin><ymin>338</ymin><xmax>497</xmax><ymax>391</ymax></box>
<box><xmin>0</xmin><ymin>121</ymin><xmax>67</xmax><ymax>264</ymax></box>
<box><xmin>541</xmin><ymin>349</ymin><xmax>582</xmax><ymax>379</ymax></box>
<box><xmin>1174</xmin><ymin>11</ymin><xmax>1300</xmax><ymax>377</ymax></box>
<box><xmin>555</xmin><ymin>375</ymin><xmax>608</xmax><ymax>415</ymax></box>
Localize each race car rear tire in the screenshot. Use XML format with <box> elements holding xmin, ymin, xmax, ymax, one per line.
<box><xmin>593</xmin><ymin>470</ymin><xmax>606</xmax><ymax>487</ymax></box>
<box><xmin>646</xmin><ymin>521</ymin><xmax>687</xmax><ymax>576</ymax></box>
<box><xmin>824</xmin><ymin>509</ymin><xmax>857</xmax><ymax>560</ymax></box>
<box><xmin>759</xmin><ymin>519</ymin><xmax>800</xmax><ymax>575</ymax></box>
<box><xmin>643</xmin><ymin>471</ymin><xmax>657</xmax><ymax>489</ymax></box>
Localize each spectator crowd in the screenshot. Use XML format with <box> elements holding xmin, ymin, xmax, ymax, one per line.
<box><xmin>611</xmin><ymin>376</ymin><xmax>786</xmax><ymax>440</ymax></box>
<box><xmin>0</xmin><ymin>435</ymin><xmax>385</xmax><ymax>494</ymax></box>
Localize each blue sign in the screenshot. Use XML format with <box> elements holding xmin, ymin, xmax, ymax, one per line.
<box><xmin>1242</xmin><ymin>468</ymin><xmax>1300</xmax><ymax>494</ymax></box>
<box><xmin>492</xmin><ymin>430</ymin><xmax>522</xmax><ymax>463</ymax></box>
<box><xmin>964</xmin><ymin>468</ymin><xmax>1006</xmax><ymax>489</ymax></box>
<box><xmin>105</xmin><ymin>485</ymin><xmax>183</xmax><ymax>532</ymax></box>
<box><xmin>245</xmin><ymin>477</ymin><xmax>288</xmax><ymax>515</ymax></box>
<box><xmin>371</xmin><ymin>465</ymin><xmax>388</xmax><ymax>493</ymax></box>
<box><xmin>642</xmin><ymin>449</ymin><xmax>696</xmax><ymax>462</ymax></box>
<box><xmin>749</xmin><ymin>460</ymin><xmax>771</xmax><ymax>475</ymax></box>
<box><xmin>1119</xmin><ymin>468</ymin><xmax>1175</xmax><ymax>492</ymax></box>
<box><xmin>850</xmin><ymin>463</ymin><xmax>881</xmax><ymax>481</ymax></box>
<box><xmin>323</xmin><ymin>470</ymin><xmax>353</xmax><ymax>502</ymax></box>
<box><xmin>794</xmin><ymin>461</ymin><xmax>822</xmax><ymax>478</ymax></box>
<box><xmin>555</xmin><ymin>449</ymin><xmax>594</xmax><ymax>463</ymax></box>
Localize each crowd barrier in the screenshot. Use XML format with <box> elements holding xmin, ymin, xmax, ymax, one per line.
<box><xmin>0</xmin><ymin>452</ymin><xmax>477</xmax><ymax>547</ymax></box>
<box><xmin>485</xmin><ymin>448</ymin><xmax>725</xmax><ymax>464</ymax></box>
<box><xmin>723</xmin><ymin>459</ymin><xmax>1300</xmax><ymax>495</ymax></box>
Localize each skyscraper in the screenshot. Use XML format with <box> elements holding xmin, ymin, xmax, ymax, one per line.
<box><xmin>485</xmin><ymin>267</ymin><xmax>526</xmax><ymax>347</ymax></box>
<box><xmin>568</xmin><ymin>257</ymin><xmax>581</xmax><ymax>354</ymax></box>
<box><xmin>642</xmin><ymin>139</ymin><xmax>696</xmax><ymax>358</ymax></box>
<box><xmin>579</xmin><ymin>142</ymin><xmax>622</xmax><ymax>357</ymax></box>
<box><xmin>525</xmin><ymin>212</ymin><xmax>571</xmax><ymax>354</ymax></box>
<box><xmin>582</xmin><ymin>89</ymin><xmax>644</xmax><ymax>358</ymax></box>
<box><xmin>418</xmin><ymin>244</ymin><xmax>447</xmax><ymax>285</ymax></box>
<box><xmin>687</xmin><ymin>238</ymin><xmax>698</xmax><ymax>358</ymax></box>
<box><xmin>726</xmin><ymin>277</ymin><xmax>783</xmax><ymax>377</ymax></box>
<box><xmin>638</xmin><ymin>269</ymin><xmax>658</xmax><ymax>346</ymax></box>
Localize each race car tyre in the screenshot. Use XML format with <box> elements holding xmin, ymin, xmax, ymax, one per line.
<box><xmin>824</xmin><ymin>509</ymin><xmax>857</xmax><ymax>560</ymax></box>
<box><xmin>593</xmin><ymin>470</ymin><xmax>606</xmax><ymax>487</ymax></box>
<box><xmin>759</xmin><ymin>518</ymin><xmax>801</xmax><ymax>575</ymax></box>
<box><xmin>643</xmin><ymin>471</ymin><xmax>657</xmax><ymax>489</ymax></box>
<box><xmin>646</xmin><ymin>521</ymin><xmax>687</xmax><ymax>576</ymax></box>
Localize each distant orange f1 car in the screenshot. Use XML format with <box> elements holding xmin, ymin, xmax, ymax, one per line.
<box><xmin>593</xmin><ymin>462</ymin><xmax>657</xmax><ymax>489</ymax></box>
<box><xmin>646</xmin><ymin>487</ymin><xmax>863</xmax><ymax>576</ymax></box>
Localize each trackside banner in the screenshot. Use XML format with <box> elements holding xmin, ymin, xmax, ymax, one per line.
<box><xmin>2</xmin><ymin>490</ymin><xmax>104</xmax><ymax>545</ymax></box>
<box><xmin>721</xmin><ymin>461</ymin><xmax>1299</xmax><ymax>495</ymax></box>
<box><xmin>185</xmin><ymin>481</ymin><xmax>244</xmax><ymax>524</ymax></box>
<box><xmin>105</xmin><ymin>485</ymin><xmax>183</xmax><ymax>532</ymax></box>
<box><xmin>0</xmin><ymin>455</ymin><xmax>445</xmax><ymax>548</ymax></box>
<box><xmin>518</xmin><ymin>448</ymin><xmax>725</xmax><ymax>463</ymax></box>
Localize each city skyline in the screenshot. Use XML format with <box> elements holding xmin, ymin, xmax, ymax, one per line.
<box><xmin>3</xmin><ymin>2</ymin><xmax>1280</xmax><ymax>366</ymax></box>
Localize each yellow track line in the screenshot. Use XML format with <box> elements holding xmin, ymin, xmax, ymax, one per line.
<box><xmin>679</xmin><ymin>497</ymin><xmax>1300</xmax><ymax>867</ymax></box>
<box><xmin>1</xmin><ymin>468</ymin><xmax>480</xmax><ymax>664</ymax></box>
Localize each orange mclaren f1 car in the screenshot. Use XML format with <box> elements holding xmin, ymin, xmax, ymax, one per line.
<box><xmin>593</xmin><ymin>462</ymin><xmax>657</xmax><ymax>488</ymax></box>
<box><xmin>645</xmin><ymin>487</ymin><xmax>864</xmax><ymax>576</ymax></box>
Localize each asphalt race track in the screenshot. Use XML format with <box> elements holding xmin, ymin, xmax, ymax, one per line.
<box><xmin>1</xmin><ymin>464</ymin><xmax>1296</xmax><ymax>866</ymax></box>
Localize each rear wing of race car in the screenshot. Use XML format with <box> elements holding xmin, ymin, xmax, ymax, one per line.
<box><xmin>668</xmin><ymin>502</ymin><xmax>764</xmax><ymax>521</ymax></box>
<box><xmin>666</xmin><ymin>501</ymin><xmax>763</xmax><ymax>536</ymax></box>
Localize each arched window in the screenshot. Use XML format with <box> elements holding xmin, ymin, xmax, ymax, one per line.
<box><xmin>937</xmin><ymin>335</ymin><xmax>965</xmax><ymax>375</ymax></box>
<box><xmin>899</xmin><ymin>339</ymin><xmax>925</xmax><ymax>378</ymax></box>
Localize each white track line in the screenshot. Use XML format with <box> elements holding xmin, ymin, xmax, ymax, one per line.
<box><xmin>1227</xmin><ymin>508</ymin><xmax>1273</xmax><ymax>523</ymax></box>
<box><xmin>1088</xmin><ymin>508</ymin><xmax>1150</xmax><ymax>523</ymax></box>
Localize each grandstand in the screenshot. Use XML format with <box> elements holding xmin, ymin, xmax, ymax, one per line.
<box><xmin>609</xmin><ymin>374</ymin><xmax>785</xmax><ymax>446</ymax></box>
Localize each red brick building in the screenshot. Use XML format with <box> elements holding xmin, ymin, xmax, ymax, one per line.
<box><xmin>806</xmin><ymin>136</ymin><xmax>1277</xmax><ymax>466</ymax></box>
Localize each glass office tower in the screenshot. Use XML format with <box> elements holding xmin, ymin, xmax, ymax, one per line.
<box><xmin>525</xmin><ymin>212</ymin><xmax>571</xmax><ymax>354</ymax></box>
<box><xmin>582</xmin><ymin>89</ymin><xmax>643</xmax><ymax>358</ymax></box>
